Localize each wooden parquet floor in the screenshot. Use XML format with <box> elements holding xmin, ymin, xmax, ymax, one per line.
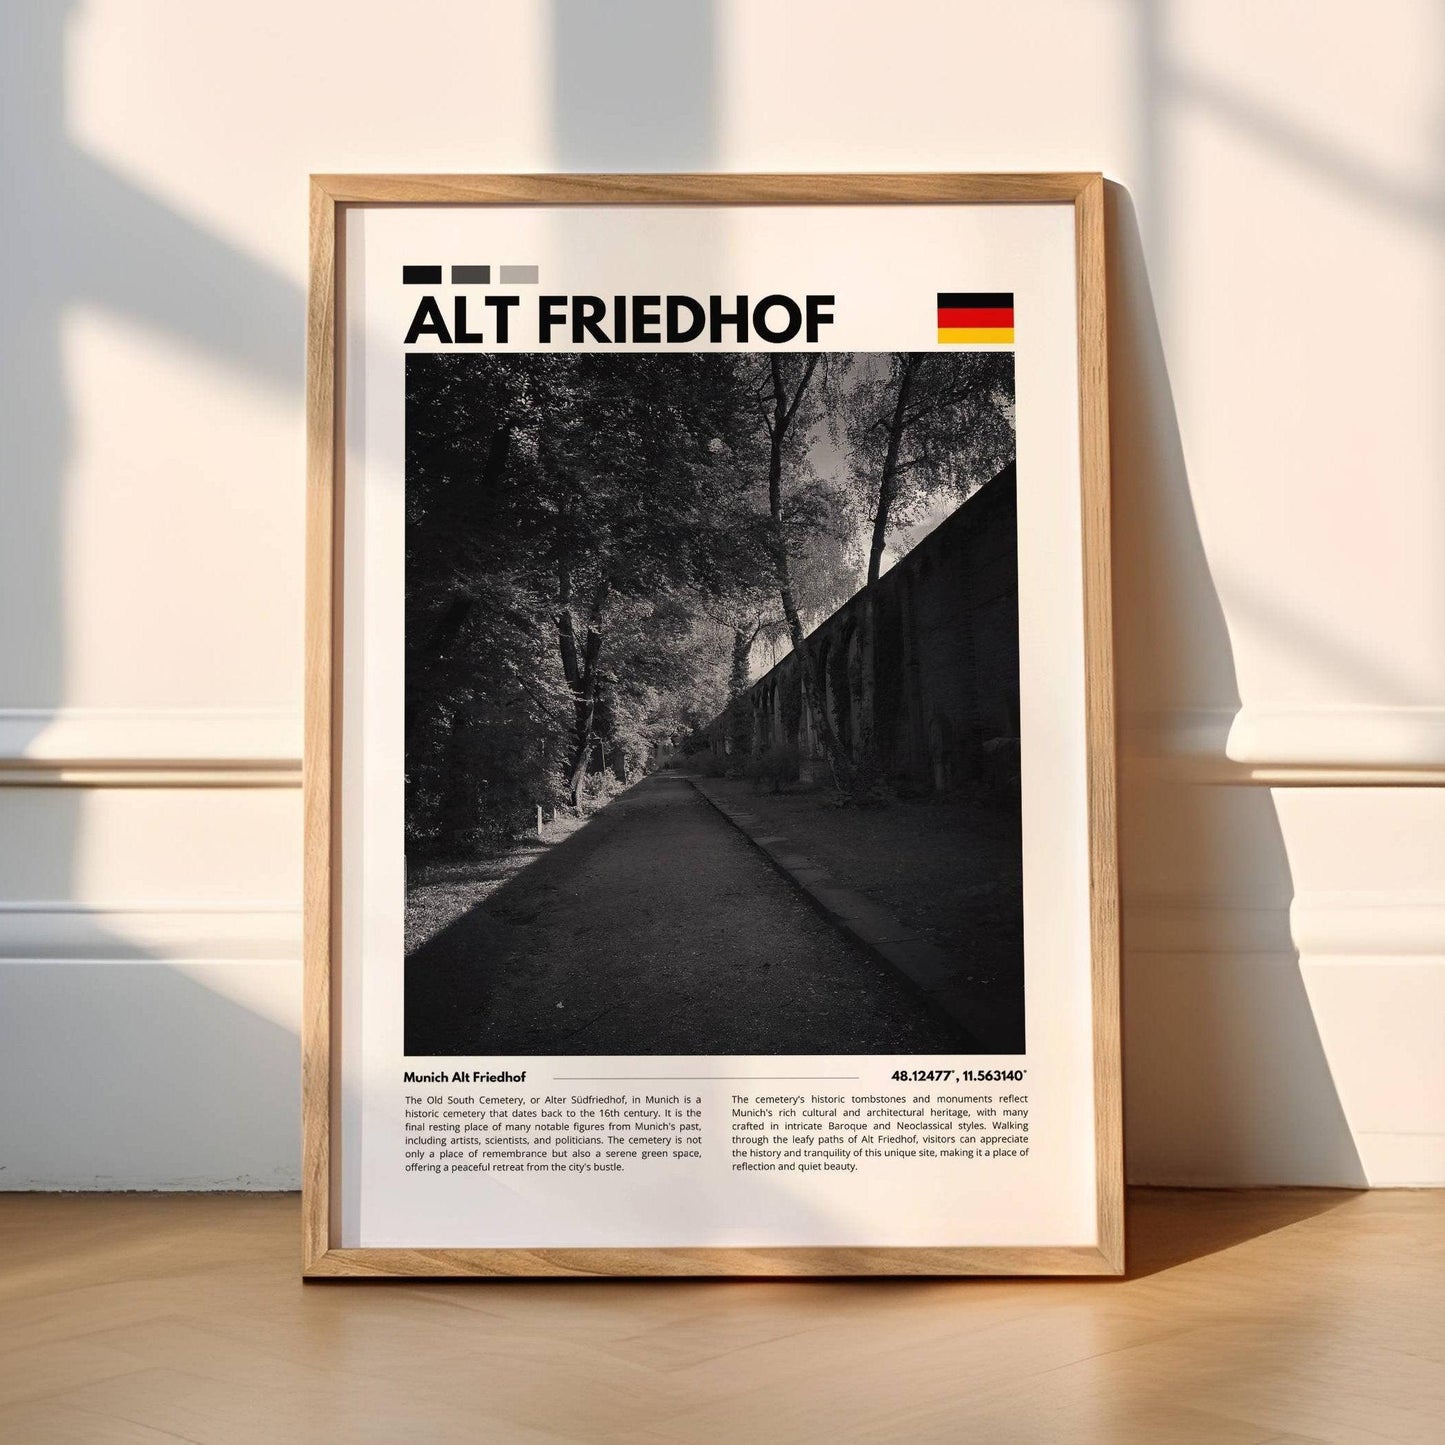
<box><xmin>1</xmin><ymin>1189</ymin><xmax>1441</xmax><ymax>1443</ymax></box>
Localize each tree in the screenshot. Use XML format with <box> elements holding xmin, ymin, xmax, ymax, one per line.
<box><xmin>403</xmin><ymin>347</ymin><xmax>1015</xmax><ymax>851</ymax></box>
<box><xmin>847</xmin><ymin>351</ymin><xmax>1015</xmax><ymax>584</ymax></box>
<box><xmin>528</xmin><ymin>355</ymin><xmax>764</xmax><ymax>802</ymax></box>
<box><xmin>404</xmin><ymin>354</ymin><xmax>572</xmax><ymax>851</ymax></box>
<box><xmin>597</xmin><ymin>593</ymin><xmax>733</xmax><ymax>775</ymax></box>
<box><xmin>757</xmin><ymin>354</ymin><xmax>859</xmax><ymax>792</ymax></box>
<box><xmin>405</xmin><ymin>352</ymin><xmax>770</xmax><ymax>841</ymax></box>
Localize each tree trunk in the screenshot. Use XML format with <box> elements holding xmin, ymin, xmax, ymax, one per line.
<box><xmin>779</xmin><ymin>573</ymin><xmax>850</xmax><ymax>790</ymax></box>
<box><xmin>867</xmin><ymin>354</ymin><xmax>922</xmax><ymax>586</ymax></box>
<box><xmin>766</xmin><ymin>356</ymin><xmax>856</xmax><ymax>793</ymax></box>
<box><xmin>557</xmin><ymin>570</ymin><xmax>610</xmax><ymax>807</ymax></box>
<box><xmin>728</xmin><ymin>623</ymin><xmax>757</xmax><ymax>753</ymax></box>
<box><xmin>728</xmin><ymin>625</ymin><xmax>754</xmax><ymax>699</ymax></box>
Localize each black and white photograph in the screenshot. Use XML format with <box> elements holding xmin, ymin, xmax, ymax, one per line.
<box><xmin>403</xmin><ymin>348</ymin><xmax>1024</xmax><ymax>1056</ymax></box>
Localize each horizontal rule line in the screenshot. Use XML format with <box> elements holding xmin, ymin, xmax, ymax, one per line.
<box><xmin>552</xmin><ymin>1076</ymin><xmax>863</xmax><ymax>1081</ymax></box>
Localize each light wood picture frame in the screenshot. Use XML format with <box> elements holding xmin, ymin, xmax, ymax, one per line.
<box><xmin>304</xmin><ymin>173</ymin><xmax>1120</xmax><ymax>1278</ymax></box>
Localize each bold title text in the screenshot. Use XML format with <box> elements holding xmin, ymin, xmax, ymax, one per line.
<box><xmin>404</xmin><ymin>293</ymin><xmax>836</xmax><ymax>346</ymax></box>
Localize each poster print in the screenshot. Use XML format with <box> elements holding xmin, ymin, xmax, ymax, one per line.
<box><xmin>305</xmin><ymin>175</ymin><xmax>1120</xmax><ymax>1276</ymax></box>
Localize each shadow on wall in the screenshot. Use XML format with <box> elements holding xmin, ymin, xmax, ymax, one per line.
<box><xmin>0</xmin><ymin>964</ymin><xmax>299</xmax><ymax>1189</ymax></box>
<box><xmin>0</xmin><ymin>1</ymin><xmax>302</xmax><ymax>1187</ymax></box>
<box><xmin>0</xmin><ymin>0</ymin><xmax>721</xmax><ymax>1189</ymax></box>
<box><xmin>1107</xmin><ymin>182</ymin><xmax>1365</xmax><ymax>1187</ymax></box>
<box><xmin>545</xmin><ymin>0</ymin><xmax>1367</xmax><ymax>1185</ymax></box>
<box><xmin>0</xmin><ymin>0</ymin><xmax>1376</xmax><ymax>1190</ymax></box>
<box><xmin>1</xmin><ymin>0</ymin><xmax>300</xmax><ymax>702</ymax></box>
<box><xmin>550</xmin><ymin>0</ymin><xmax>717</xmax><ymax>169</ymax></box>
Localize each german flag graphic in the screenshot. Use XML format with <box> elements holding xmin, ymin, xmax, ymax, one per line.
<box><xmin>937</xmin><ymin>292</ymin><xmax>1014</xmax><ymax>345</ymax></box>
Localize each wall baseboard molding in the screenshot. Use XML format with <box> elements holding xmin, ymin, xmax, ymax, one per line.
<box><xmin>0</xmin><ymin>708</ymin><xmax>303</xmax><ymax>786</ymax></box>
<box><xmin>1</xmin><ymin>896</ymin><xmax>1438</xmax><ymax>966</ymax></box>
<box><xmin>0</xmin><ymin>959</ymin><xmax>300</xmax><ymax>1190</ymax></box>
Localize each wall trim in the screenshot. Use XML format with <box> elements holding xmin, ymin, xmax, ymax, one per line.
<box><xmin>3</xmin><ymin>896</ymin><xmax>1438</xmax><ymax>966</ymax></box>
<box><xmin>0</xmin><ymin>903</ymin><xmax>300</xmax><ymax>962</ymax></box>
<box><xmin>6</xmin><ymin>705</ymin><xmax>1443</xmax><ymax>787</ymax></box>
<box><xmin>1125</xmin><ymin>892</ymin><xmax>1445</xmax><ymax>957</ymax></box>
<box><xmin>0</xmin><ymin>708</ymin><xmax>303</xmax><ymax>787</ymax></box>
<box><xmin>1122</xmin><ymin>705</ymin><xmax>1445</xmax><ymax>785</ymax></box>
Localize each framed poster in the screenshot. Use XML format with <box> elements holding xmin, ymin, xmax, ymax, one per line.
<box><xmin>304</xmin><ymin>174</ymin><xmax>1120</xmax><ymax>1277</ymax></box>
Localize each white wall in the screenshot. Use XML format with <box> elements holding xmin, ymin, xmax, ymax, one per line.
<box><xmin>2</xmin><ymin>0</ymin><xmax>1441</xmax><ymax>1189</ymax></box>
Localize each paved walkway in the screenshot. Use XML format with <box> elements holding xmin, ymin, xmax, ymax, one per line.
<box><xmin>406</xmin><ymin>774</ymin><xmax>973</xmax><ymax>1056</ymax></box>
